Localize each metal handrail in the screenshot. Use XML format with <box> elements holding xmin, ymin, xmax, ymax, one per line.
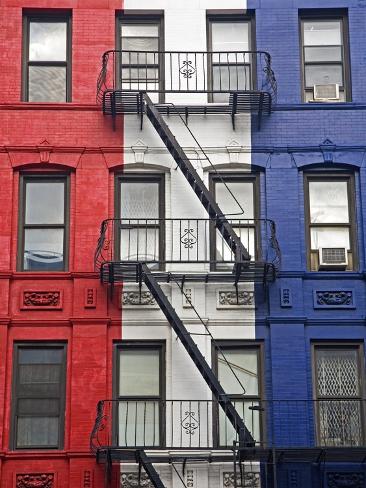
<box><xmin>96</xmin><ymin>49</ymin><xmax>277</xmax><ymax>103</ymax></box>
<box><xmin>90</xmin><ymin>398</ymin><xmax>366</xmax><ymax>453</ymax></box>
<box><xmin>94</xmin><ymin>217</ymin><xmax>280</xmax><ymax>271</ymax></box>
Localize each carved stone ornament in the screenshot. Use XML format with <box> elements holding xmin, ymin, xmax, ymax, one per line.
<box><xmin>223</xmin><ymin>471</ymin><xmax>260</xmax><ymax>487</ymax></box>
<box><xmin>85</xmin><ymin>288</ymin><xmax>97</xmax><ymax>308</ymax></box>
<box><xmin>327</xmin><ymin>472</ymin><xmax>365</xmax><ymax>488</ymax></box>
<box><xmin>314</xmin><ymin>290</ymin><xmax>355</xmax><ymax>309</ymax></box>
<box><xmin>37</xmin><ymin>139</ymin><xmax>53</xmax><ymax>164</ymax></box>
<box><xmin>22</xmin><ymin>291</ymin><xmax>62</xmax><ymax>310</ymax></box>
<box><xmin>218</xmin><ymin>290</ymin><xmax>255</xmax><ymax>308</ymax></box>
<box><xmin>186</xmin><ymin>470</ymin><xmax>194</xmax><ymax>488</ymax></box>
<box><xmin>122</xmin><ymin>291</ymin><xmax>156</xmax><ymax>307</ymax></box>
<box><xmin>83</xmin><ymin>470</ymin><xmax>92</xmax><ymax>488</ymax></box>
<box><xmin>121</xmin><ymin>473</ymin><xmax>154</xmax><ymax>488</ymax></box>
<box><xmin>16</xmin><ymin>473</ymin><xmax>54</xmax><ymax>488</ymax></box>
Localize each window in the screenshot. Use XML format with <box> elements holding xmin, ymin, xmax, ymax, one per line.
<box><xmin>12</xmin><ymin>344</ymin><xmax>67</xmax><ymax>449</ymax></box>
<box><xmin>23</xmin><ymin>15</ymin><xmax>71</xmax><ymax>102</ymax></box>
<box><xmin>116</xmin><ymin>175</ymin><xmax>165</xmax><ymax>267</ymax></box>
<box><xmin>207</xmin><ymin>15</ymin><xmax>252</xmax><ymax>102</ymax></box>
<box><xmin>305</xmin><ymin>174</ymin><xmax>356</xmax><ymax>271</ymax></box>
<box><xmin>119</xmin><ymin>16</ymin><xmax>162</xmax><ymax>98</ymax></box>
<box><xmin>300</xmin><ymin>14</ymin><xmax>350</xmax><ymax>102</ymax></box>
<box><xmin>210</xmin><ymin>174</ymin><xmax>258</xmax><ymax>268</ymax></box>
<box><xmin>214</xmin><ymin>343</ymin><xmax>262</xmax><ymax>447</ymax></box>
<box><xmin>116</xmin><ymin>343</ymin><xmax>164</xmax><ymax>447</ymax></box>
<box><xmin>313</xmin><ymin>344</ymin><xmax>365</xmax><ymax>446</ymax></box>
<box><xmin>18</xmin><ymin>176</ymin><xmax>69</xmax><ymax>271</ymax></box>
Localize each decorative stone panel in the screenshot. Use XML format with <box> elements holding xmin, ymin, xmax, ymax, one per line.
<box><xmin>121</xmin><ymin>290</ymin><xmax>157</xmax><ymax>308</ymax></box>
<box><xmin>313</xmin><ymin>289</ymin><xmax>355</xmax><ymax>309</ymax></box>
<box><xmin>326</xmin><ymin>472</ymin><xmax>365</xmax><ymax>488</ymax></box>
<box><xmin>186</xmin><ymin>470</ymin><xmax>194</xmax><ymax>488</ymax></box>
<box><xmin>84</xmin><ymin>288</ymin><xmax>97</xmax><ymax>308</ymax></box>
<box><xmin>121</xmin><ymin>473</ymin><xmax>154</xmax><ymax>488</ymax></box>
<box><xmin>217</xmin><ymin>290</ymin><xmax>255</xmax><ymax>309</ymax></box>
<box><xmin>182</xmin><ymin>288</ymin><xmax>194</xmax><ymax>308</ymax></box>
<box><xmin>83</xmin><ymin>470</ymin><xmax>92</xmax><ymax>488</ymax></box>
<box><xmin>223</xmin><ymin>472</ymin><xmax>260</xmax><ymax>487</ymax></box>
<box><xmin>280</xmin><ymin>287</ymin><xmax>292</xmax><ymax>307</ymax></box>
<box><xmin>16</xmin><ymin>473</ymin><xmax>54</xmax><ymax>488</ymax></box>
<box><xmin>21</xmin><ymin>291</ymin><xmax>62</xmax><ymax>310</ymax></box>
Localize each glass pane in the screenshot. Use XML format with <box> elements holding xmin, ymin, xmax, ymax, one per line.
<box><xmin>19</xmin><ymin>348</ymin><xmax>63</xmax><ymax>364</ymax></box>
<box><xmin>304</xmin><ymin>46</ymin><xmax>342</xmax><ymax>62</ymax></box>
<box><xmin>24</xmin><ymin>228</ymin><xmax>64</xmax><ymax>271</ymax></box>
<box><xmin>219</xmin><ymin>400</ymin><xmax>260</xmax><ymax>446</ymax></box>
<box><xmin>17</xmin><ymin>416</ymin><xmax>59</xmax><ymax>447</ymax></box>
<box><xmin>303</xmin><ymin>21</ymin><xmax>342</xmax><ymax>46</ymax></box>
<box><xmin>121</xmin><ymin>67</ymin><xmax>159</xmax><ymax>83</ymax></box>
<box><xmin>118</xmin><ymin>401</ymin><xmax>160</xmax><ymax>447</ymax></box>
<box><xmin>120</xmin><ymin>181</ymin><xmax>159</xmax><ymax>219</ymax></box>
<box><xmin>119</xmin><ymin>349</ymin><xmax>160</xmax><ymax>396</ymax></box>
<box><xmin>18</xmin><ymin>399</ymin><xmax>59</xmax><ymax>416</ymax></box>
<box><xmin>318</xmin><ymin>400</ymin><xmax>362</xmax><ymax>446</ymax></box>
<box><xmin>28</xmin><ymin>66</ymin><xmax>66</xmax><ymax>102</ymax></box>
<box><xmin>120</xmin><ymin>227</ymin><xmax>160</xmax><ymax>261</ymax></box>
<box><xmin>29</xmin><ymin>22</ymin><xmax>67</xmax><ymax>61</ymax></box>
<box><xmin>305</xmin><ymin>64</ymin><xmax>343</xmax><ymax>87</ymax></box>
<box><xmin>218</xmin><ymin>349</ymin><xmax>258</xmax><ymax>395</ymax></box>
<box><xmin>216</xmin><ymin>181</ymin><xmax>254</xmax><ymax>217</ymax></box>
<box><xmin>211</xmin><ymin>22</ymin><xmax>249</xmax><ymax>52</ymax></box>
<box><xmin>309</xmin><ymin>181</ymin><xmax>349</xmax><ymax>223</ymax></box>
<box><xmin>216</xmin><ymin>227</ymin><xmax>255</xmax><ymax>263</ymax></box>
<box><xmin>25</xmin><ymin>181</ymin><xmax>64</xmax><ymax>225</ymax></box>
<box><xmin>212</xmin><ymin>65</ymin><xmax>251</xmax><ymax>93</ymax></box>
<box><xmin>18</xmin><ymin>364</ymin><xmax>61</xmax><ymax>396</ymax></box>
<box><xmin>122</xmin><ymin>24</ymin><xmax>159</xmax><ymax>38</ymax></box>
<box><xmin>122</xmin><ymin>37</ymin><xmax>159</xmax><ymax>52</ymax></box>
<box><xmin>310</xmin><ymin>227</ymin><xmax>349</xmax><ymax>250</ymax></box>
<box><xmin>316</xmin><ymin>348</ymin><xmax>359</xmax><ymax>397</ymax></box>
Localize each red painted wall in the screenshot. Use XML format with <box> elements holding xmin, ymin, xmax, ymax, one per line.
<box><xmin>0</xmin><ymin>1</ymin><xmax>123</xmax><ymax>486</ymax></box>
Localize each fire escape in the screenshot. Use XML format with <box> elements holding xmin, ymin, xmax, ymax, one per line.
<box><xmin>91</xmin><ymin>48</ymin><xmax>282</xmax><ymax>487</ymax></box>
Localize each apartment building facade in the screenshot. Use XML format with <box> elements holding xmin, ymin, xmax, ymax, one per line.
<box><xmin>0</xmin><ymin>0</ymin><xmax>365</xmax><ymax>487</ymax></box>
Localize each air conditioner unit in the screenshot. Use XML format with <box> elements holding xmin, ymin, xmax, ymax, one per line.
<box><xmin>313</xmin><ymin>83</ymin><xmax>340</xmax><ymax>101</ymax></box>
<box><xmin>318</xmin><ymin>247</ymin><xmax>348</xmax><ymax>270</ymax></box>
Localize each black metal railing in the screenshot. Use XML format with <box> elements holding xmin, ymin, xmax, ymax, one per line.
<box><xmin>90</xmin><ymin>399</ymin><xmax>366</xmax><ymax>453</ymax></box>
<box><xmin>96</xmin><ymin>50</ymin><xmax>277</xmax><ymax>103</ymax></box>
<box><xmin>94</xmin><ymin>218</ymin><xmax>280</xmax><ymax>271</ymax></box>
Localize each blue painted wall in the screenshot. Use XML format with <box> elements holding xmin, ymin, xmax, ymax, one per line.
<box><xmin>248</xmin><ymin>1</ymin><xmax>366</xmax><ymax>484</ymax></box>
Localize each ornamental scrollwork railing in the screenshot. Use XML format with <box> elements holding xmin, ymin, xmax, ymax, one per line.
<box><xmin>96</xmin><ymin>50</ymin><xmax>277</xmax><ymax>103</ymax></box>
<box><xmin>94</xmin><ymin>218</ymin><xmax>281</xmax><ymax>274</ymax></box>
<box><xmin>90</xmin><ymin>399</ymin><xmax>366</xmax><ymax>453</ymax></box>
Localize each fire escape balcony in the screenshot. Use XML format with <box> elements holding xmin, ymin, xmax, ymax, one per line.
<box><xmin>94</xmin><ymin>218</ymin><xmax>280</xmax><ymax>286</ymax></box>
<box><xmin>90</xmin><ymin>399</ymin><xmax>366</xmax><ymax>464</ymax></box>
<box><xmin>96</xmin><ymin>50</ymin><xmax>277</xmax><ymax>128</ymax></box>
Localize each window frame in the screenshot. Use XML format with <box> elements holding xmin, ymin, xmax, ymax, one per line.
<box><xmin>115</xmin><ymin>173</ymin><xmax>165</xmax><ymax>268</ymax></box>
<box><xmin>114</xmin><ymin>341</ymin><xmax>165</xmax><ymax>448</ymax></box>
<box><xmin>209</xmin><ymin>173</ymin><xmax>260</xmax><ymax>270</ymax></box>
<box><xmin>17</xmin><ymin>174</ymin><xmax>70</xmax><ymax>272</ymax></box>
<box><xmin>212</xmin><ymin>341</ymin><xmax>264</xmax><ymax>448</ymax></box>
<box><xmin>11</xmin><ymin>342</ymin><xmax>67</xmax><ymax>450</ymax></box>
<box><xmin>22</xmin><ymin>13</ymin><xmax>72</xmax><ymax>103</ymax></box>
<box><xmin>206</xmin><ymin>12</ymin><xmax>255</xmax><ymax>102</ymax></box>
<box><xmin>117</xmin><ymin>13</ymin><xmax>164</xmax><ymax>103</ymax></box>
<box><xmin>304</xmin><ymin>172</ymin><xmax>357</xmax><ymax>271</ymax></box>
<box><xmin>312</xmin><ymin>342</ymin><xmax>366</xmax><ymax>447</ymax></box>
<box><xmin>299</xmin><ymin>11</ymin><xmax>351</xmax><ymax>102</ymax></box>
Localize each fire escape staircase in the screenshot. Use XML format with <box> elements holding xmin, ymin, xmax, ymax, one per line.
<box><xmin>93</xmin><ymin>51</ymin><xmax>279</xmax><ymax>488</ymax></box>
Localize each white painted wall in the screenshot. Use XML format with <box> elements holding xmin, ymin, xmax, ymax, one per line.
<box><xmin>120</xmin><ymin>2</ymin><xmax>257</xmax><ymax>486</ymax></box>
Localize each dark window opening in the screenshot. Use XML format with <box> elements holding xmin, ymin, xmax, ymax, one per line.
<box><xmin>12</xmin><ymin>343</ymin><xmax>67</xmax><ymax>449</ymax></box>
<box><xmin>18</xmin><ymin>175</ymin><xmax>69</xmax><ymax>272</ymax></box>
<box><xmin>23</xmin><ymin>14</ymin><xmax>71</xmax><ymax>102</ymax></box>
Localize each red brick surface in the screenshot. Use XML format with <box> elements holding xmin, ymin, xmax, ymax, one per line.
<box><xmin>0</xmin><ymin>1</ymin><xmax>123</xmax><ymax>485</ymax></box>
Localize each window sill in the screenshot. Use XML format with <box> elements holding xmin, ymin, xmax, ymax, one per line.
<box><xmin>0</xmin><ymin>102</ymin><xmax>99</xmax><ymax>111</ymax></box>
